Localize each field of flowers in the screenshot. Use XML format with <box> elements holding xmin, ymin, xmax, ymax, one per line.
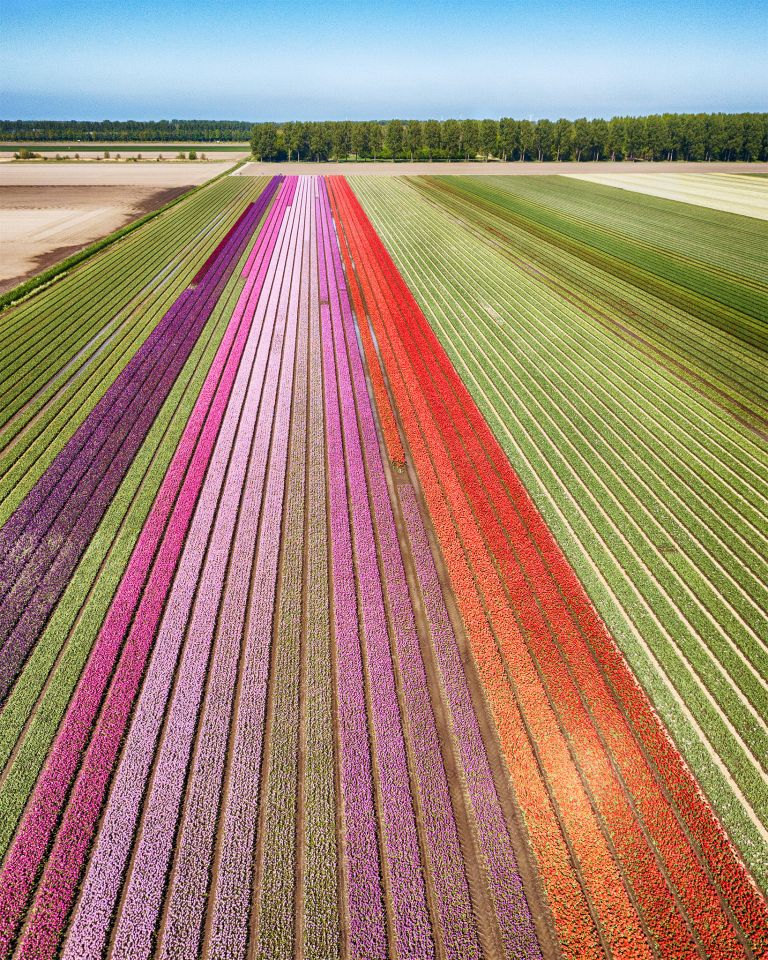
<box><xmin>0</xmin><ymin>169</ymin><xmax>765</xmax><ymax>959</ymax></box>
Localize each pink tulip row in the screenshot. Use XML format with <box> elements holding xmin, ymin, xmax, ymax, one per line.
<box><xmin>0</xmin><ymin>178</ymin><xmax>283</xmax><ymax>960</ymax></box>
<box><xmin>60</xmin><ymin>177</ymin><xmax>301</xmax><ymax>960</ymax></box>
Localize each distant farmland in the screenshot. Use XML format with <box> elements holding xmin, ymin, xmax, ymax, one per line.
<box><xmin>0</xmin><ymin>169</ymin><xmax>765</xmax><ymax>959</ymax></box>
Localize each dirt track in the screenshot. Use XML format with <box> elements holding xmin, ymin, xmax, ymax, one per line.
<box><xmin>0</xmin><ymin>161</ymin><xmax>234</xmax><ymax>186</ymax></box>
<box><xmin>235</xmin><ymin>159</ymin><xmax>768</xmax><ymax>176</ymax></box>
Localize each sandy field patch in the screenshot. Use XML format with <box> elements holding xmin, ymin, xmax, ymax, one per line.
<box><xmin>565</xmin><ymin>171</ymin><xmax>768</xmax><ymax>219</ymax></box>
<box><xmin>0</xmin><ymin>161</ymin><xmax>233</xmax><ymax>187</ymax></box>
<box><xmin>0</xmin><ymin>183</ymin><xmax>186</xmax><ymax>293</ymax></box>
<box><xmin>234</xmin><ymin>159</ymin><xmax>768</xmax><ymax>177</ymax></box>
<box><xmin>0</xmin><ymin>160</ymin><xmax>237</xmax><ymax>293</ymax></box>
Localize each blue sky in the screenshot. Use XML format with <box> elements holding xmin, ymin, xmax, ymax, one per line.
<box><xmin>2</xmin><ymin>0</ymin><xmax>766</xmax><ymax>120</ymax></box>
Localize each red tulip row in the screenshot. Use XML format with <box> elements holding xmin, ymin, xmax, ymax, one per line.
<box><xmin>328</xmin><ymin>175</ymin><xmax>768</xmax><ymax>958</ymax></box>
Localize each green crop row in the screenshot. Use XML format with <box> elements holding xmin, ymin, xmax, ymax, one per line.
<box><xmin>447</xmin><ymin>175</ymin><xmax>768</xmax><ymax>325</ymax></box>
<box><xmin>0</xmin><ymin>180</ymin><xmax>270</xmax><ymax>860</ymax></box>
<box><xmin>351</xmin><ymin>175</ymin><xmax>768</xmax><ymax>891</ymax></box>
<box><xmin>407</xmin><ymin>177</ymin><xmax>768</xmax><ymax>422</ymax></box>
<box><xmin>0</xmin><ymin>177</ymin><xmax>264</xmax><ymax>528</ymax></box>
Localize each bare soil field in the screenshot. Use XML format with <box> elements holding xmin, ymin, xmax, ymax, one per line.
<box><xmin>0</xmin><ymin>161</ymin><xmax>234</xmax><ymax>292</ymax></box>
<box><xmin>0</xmin><ymin>161</ymin><xmax>234</xmax><ymax>186</ymax></box>
<box><xmin>235</xmin><ymin>159</ymin><xmax>768</xmax><ymax>176</ymax></box>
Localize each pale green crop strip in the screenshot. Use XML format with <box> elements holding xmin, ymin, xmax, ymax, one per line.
<box><xmin>352</xmin><ymin>175</ymin><xmax>768</xmax><ymax>889</ymax></box>
<box><xmin>483</xmin><ymin>175</ymin><xmax>768</xmax><ymax>284</ymax></box>
<box><xmin>417</xmin><ymin>177</ymin><xmax>768</xmax><ymax>410</ymax></box>
<box><xmin>412</xmin><ymin>178</ymin><xmax>768</xmax><ymax>415</ymax></box>
<box><xmin>478</xmin><ymin>175</ymin><xmax>768</xmax><ymax>299</ymax></box>
<box><xmin>0</xmin><ymin>180</ymin><xmax>270</xmax><ymax>860</ymax></box>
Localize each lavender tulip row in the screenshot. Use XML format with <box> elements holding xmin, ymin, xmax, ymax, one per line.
<box><xmin>318</xmin><ymin>189</ymin><xmax>387</xmax><ymax>958</ymax></box>
<box><xmin>319</xmin><ymin>181</ymin><xmax>437</xmax><ymax>957</ymax></box>
<box><xmin>323</xmin><ymin>188</ymin><xmax>484</xmax><ymax>957</ymax></box>
<box><xmin>0</xmin><ymin>182</ymin><xmax>281</xmax><ymax>705</ymax></box>
<box><xmin>398</xmin><ymin>482</ymin><xmax>543</xmax><ymax>959</ymax></box>
<box><xmin>62</xmin><ymin>177</ymin><xmax>301</xmax><ymax>960</ymax></box>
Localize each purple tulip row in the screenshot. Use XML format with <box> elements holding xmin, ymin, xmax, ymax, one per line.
<box><xmin>61</xmin><ymin>177</ymin><xmax>301</xmax><ymax>960</ymax></box>
<box><xmin>398</xmin><ymin>482</ymin><xmax>543</xmax><ymax>959</ymax></box>
<box><xmin>325</xmin><ymin>198</ymin><xmax>483</xmax><ymax>958</ymax></box>
<box><xmin>319</xmin><ymin>180</ymin><xmax>437</xmax><ymax>958</ymax></box>
<box><xmin>0</xmin><ymin>186</ymin><xmax>279</xmax><ymax>705</ymax></box>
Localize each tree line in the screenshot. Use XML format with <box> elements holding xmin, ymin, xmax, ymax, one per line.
<box><xmin>3</xmin><ymin>114</ymin><xmax>766</xmax><ymax>160</ymax></box>
<box><xmin>0</xmin><ymin>119</ymin><xmax>252</xmax><ymax>142</ymax></box>
<box><xmin>251</xmin><ymin>114</ymin><xmax>768</xmax><ymax>163</ymax></box>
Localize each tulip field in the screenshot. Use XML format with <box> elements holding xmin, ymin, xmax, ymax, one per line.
<box><xmin>0</xmin><ymin>169</ymin><xmax>765</xmax><ymax>959</ymax></box>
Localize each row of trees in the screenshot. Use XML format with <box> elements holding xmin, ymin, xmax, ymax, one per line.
<box><xmin>0</xmin><ymin>119</ymin><xmax>252</xmax><ymax>142</ymax></box>
<box><xmin>251</xmin><ymin>113</ymin><xmax>768</xmax><ymax>163</ymax></box>
<box><xmin>3</xmin><ymin>114</ymin><xmax>765</xmax><ymax>160</ymax></box>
